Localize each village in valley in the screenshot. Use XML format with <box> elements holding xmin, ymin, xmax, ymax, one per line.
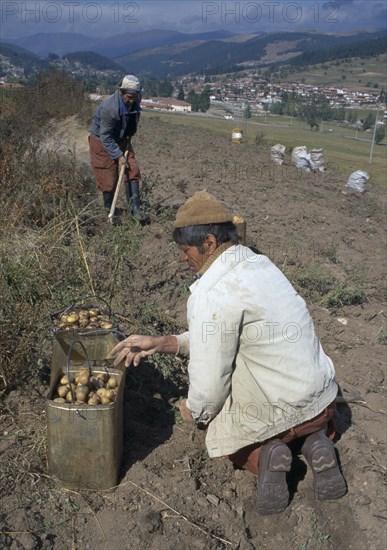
<box><xmin>138</xmin><ymin>77</ymin><xmax>384</xmax><ymax>117</ymax></box>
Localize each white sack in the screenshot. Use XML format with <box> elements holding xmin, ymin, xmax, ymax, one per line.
<box><xmin>346</xmin><ymin>170</ymin><xmax>369</xmax><ymax>193</ymax></box>
<box><xmin>270</xmin><ymin>144</ymin><xmax>286</xmax><ymax>165</ymax></box>
<box><xmin>310</xmin><ymin>148</ymin><xmax>325</xmax><ymax>172</ymax></box>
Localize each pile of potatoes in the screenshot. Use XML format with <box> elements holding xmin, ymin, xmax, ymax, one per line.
<box><xmin>53</xmin><ymin>307</ymin><xmax>114</xmax><ymax>331</ymax></box>
<box><xmin>52</xmin><ymin>368</ymin><xmax>118</xmax><ymax>405</ymax></box>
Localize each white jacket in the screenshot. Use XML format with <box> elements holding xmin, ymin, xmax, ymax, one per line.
<box><xmin>176</xmin><ymin>245</ymin><xmax>337</xmax><ymax>457</ymax></box>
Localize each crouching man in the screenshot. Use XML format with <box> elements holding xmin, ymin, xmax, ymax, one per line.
<box><xmin>111</xmin><ymin>191</ymin><xmax>346</xmax><ymax>515</ymax></box>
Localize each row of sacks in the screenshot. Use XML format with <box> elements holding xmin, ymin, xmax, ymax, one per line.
<box><xmin>270</xmin><ymin>144</ymin><xmax>325</xmax><ymax>172</ymax></box>
<box><xmin>271</xmin><ymin>145</ymin><xmax>370</xmax><ymax>192</ymax></box>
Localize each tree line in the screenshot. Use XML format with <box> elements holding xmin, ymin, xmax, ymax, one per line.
<box><xmin>267</xmin><ymin>91</ymin><xmax>385</xmax><ymax>142</ymax></box>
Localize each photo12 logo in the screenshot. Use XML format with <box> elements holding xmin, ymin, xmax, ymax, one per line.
<box><xmin>202</xmin><ymin>2</ymin><xmax>340</xmax><ymax>25</ymax></box>
<box><xmin>2</xmin><ymin>1</ymin><xmax>140</xmax><ymax>25</ymax></box>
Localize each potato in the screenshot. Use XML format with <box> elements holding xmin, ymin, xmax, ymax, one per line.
<box><xmin>66</xmin><ymin>313</ymin><xmax>79</xmax><ymax>324</ymax></box>
<box><xmin>78</xmin><ymin>367</ymin><xmax>89</xmax><ymax>374</ymax></box>
<box><xmin>60</xmin><ymin>374</ymin><xmax>74</xmax><ymax>385</ymax></box>
<box><xmin>53</xmin><ymin>397</ymin><xmax>66</xmax><ymax>403</ymax></box>
<box><xmin>88</xmin><ymin>308</ymin><xmax>100</xmax><ymax>317</ymax></box>
<box><xmin>76</xmin><ymin>374</ymin><xmax>90</xmax><ymax>386</ymax></box>
<box><xmin>96</xmin><ymin>388</ymin><xmax>108</xmax><ymax>397</ymax></box>
<box><xmin>57</xmin><ymin>385</ymin><xmax>68</xmax><ymax>398</ymax></box>
<box><xmin>88</xmin><ymin>396</ymin><xmax>101</xmax><ymax>405</ymax></box>
<box><xmin>100</xmin><ymin>321</ymin><xmax>113</xmax><ymax>330</ymax></box>
<box><xmin>106</xmin><ymin>376</ymin><xmax>118</xmax><ymax>389</ymax></box>
<box><xmin>66</xmin><ymin>391</ymin><xmax>75</xmax><ymax>403</ymax></box>
<box><xmin>100</xmin><ymin>396</ymin><xmax>111</xmax><ymax>405</ymax></box>
<box><xmin>96</xmin><ymin>373</ymin><xmax>109</xmax><ymax>383</ymax></box>
<box><xmin>104</xmin><ymin>389</ymin><xmax>115</xmax><ymax>400</ymax></box>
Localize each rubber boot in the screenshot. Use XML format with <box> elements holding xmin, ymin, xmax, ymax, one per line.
<box><xmin>256</xmin><ymin>440</ymin><xmax>292</xmax><ymax>516</ymax></box>
<box><xmin>103</xmin><ymin>191</ymin><xmax>113</xmax><ymax>210</ymax></box>
<box><xmin>125</xmin><ymin>180</ymin><xmax>149</xmax><ymax>223</ymax></box>
<box><xmin>301</xmin><ymin>429</ymin><xmax>347</xmax><ymax>500</ymax></box>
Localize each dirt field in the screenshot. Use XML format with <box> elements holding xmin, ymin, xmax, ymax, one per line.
<box><xmin>1</xmin><ymin>113</ymin><xmax>386</xmax><ymax>550</ymax></box>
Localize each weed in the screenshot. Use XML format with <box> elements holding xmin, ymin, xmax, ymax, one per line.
<box><xmin>377</xmin><ymin>329</ymin><xmax>387</xmax><ymax>344</ymax></box>
<box><xmin>321</xmin><ymin>285</ymin><xmax>366</xmax><ymax>308</ymax></box>
<box><xmin>292</xmin><ymin>263</ymin><xmax>366</xmax><ymax>309</ymax></box>
<box><xmin>194</xmin><ymin>167</ymin><xmax>208</xmax><ymax>180</ymax></box>
<box><xmin>254</xmin><ymin>131</ymin><xmax>267</xmax><ymax>146</ymax></box>
<box><xmin>293</xmin><ymin>264</ymin><xmax>336</xmax><ymax>294</ymax></box>
<box><xmin>300</xmin><ymin>507</ymin><xmax>330</xmax><ymax>550</ymax></box>
<box><xmin>179</xmin><ymin>282</ymin><xmax>191</xmax><ymax>297</ymax></box>
<box><xmin>156</xmin><ymin>137</ymin><xmax>170</xmax><ymax>148</ymax></box>
<box><xmin>149</xmin><ymin>352</ymin><xmax>180</xmax><ymax>380</ymax></box>
<box><xmin>136</xmin><ymin>302</ymin><xmax>159</xmax><ymax>326</ymax></box>
<box><xmin>315</xmin><ymin>242</ymin><xmax>339</xmax><ymax>264</ymax></box>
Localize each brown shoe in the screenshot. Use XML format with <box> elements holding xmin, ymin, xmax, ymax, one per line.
<box><xmin>256</xmin><ymin>440</ymin><xmax>292</xmax><ymax>515</ymax></box>
<box><xmin>301</xmin><ymin>430</ymin><xmax>347</xmax><ymax>500</ymax></box>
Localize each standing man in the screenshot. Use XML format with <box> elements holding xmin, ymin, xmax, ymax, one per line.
<box><xmin>111</xmin><ymin>191</ymin><xmax>346</xmax><ymax>515</ymax></box>
<box><xmin>89</xmin><ymin>74</ymin><xmax>147</xmax><ymax>220</ymax></box>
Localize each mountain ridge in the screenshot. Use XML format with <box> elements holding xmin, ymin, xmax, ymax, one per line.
<box><xmin>115</xmin><ymin>29</ymin><xmax>387</xmax><ymax>77</ymax></box>
<box><xmin>4</xmin><ymin>29</ymin><xmax>237</xmax><ymax>57</ymax></box>
<box><xmin>1</xmin><ymin>29</ymin><xmax>385</xmax><ymax>83</ymax></box>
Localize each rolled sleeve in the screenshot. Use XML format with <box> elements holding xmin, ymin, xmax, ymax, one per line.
<box><xmin>175</xmin><ymin>331</ymin><xmax>190</xmax><ymax>357</ymax></box>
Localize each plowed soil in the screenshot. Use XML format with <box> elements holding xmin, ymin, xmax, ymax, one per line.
<box><xmin>1</xmin><ymin>113</ymin><xmax>386</xmax><ymax>550</ymax></box>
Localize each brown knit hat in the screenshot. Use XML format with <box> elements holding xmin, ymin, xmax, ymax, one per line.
<box><xmin>174</xmin><ymin>191</ymin><xmax>232</xmax><ymax>228</ymax></box>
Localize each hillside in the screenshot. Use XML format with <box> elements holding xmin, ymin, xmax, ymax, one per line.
<box><xmin>271</xmin><ymin>52</ymin><xmax>387</xmax><ymax>91</ymax></box>
<box><xmin>4</xmin><ymin>32</ymin><xmax>100</xmax><ymax>57</ymax></box>
<box><xmin>62</xmin><ymin>51</ymin><xmax>124</xmax><ymax>72</ymax></box>
<box><xmin>282</xmin><ymin>35</ymin><xmax>387</xmax><ymax>68</ymax></box>
<box><xmin>6</xmin><ymin>29</ymin><xmax>236</xmax><ymax>58</ymax></box>
<box><xmin>0</xmin><ymin>42</ymin><xmax>49</xmax><ymax>76</ymax></box>
<box><xmin>115</xmin><ymin>30</ymin><xmax>387</xmax><ymax>78</ymax></box>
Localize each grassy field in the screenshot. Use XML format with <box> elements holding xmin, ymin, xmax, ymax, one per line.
<box><xmin>277</xmin><ymin>53</ymin><xmax>387</xmax><ymax>91</ymax></box>
<box><xmin>143</xmin><ymin>110</ymin><xmax>386</xmax><ymax>187</ymax></box>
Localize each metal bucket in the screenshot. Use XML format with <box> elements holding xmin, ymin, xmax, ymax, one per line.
<box><xmin>50</xmin><ymin>295</ymin><xmax>125</xmax><ymax>384</ymax></box>
<box><xmin>46</xmin><ymin>341</ymin><xmax>125</xmax><ymax>490</ymax></box>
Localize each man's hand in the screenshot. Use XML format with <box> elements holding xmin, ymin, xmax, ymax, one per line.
<box><xmin>118</xmin><ymin>155</ymin><xmax>127</xmax><ymax>168</ymax></box>
<box><xmin>111</xmin><ymin>335</ymin><xmax>159</xmax><ymax>367</ymax></box>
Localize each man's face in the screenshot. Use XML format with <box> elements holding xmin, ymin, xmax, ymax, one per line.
<box><xmin>177</xmin><ymin>243</ymin><xmax>211</xmax><ymax>273</ymax></box>
<box><xmin>121</xmin><ymin>92</ymin><xmax>138</xmax><ymax>107</ymax></box>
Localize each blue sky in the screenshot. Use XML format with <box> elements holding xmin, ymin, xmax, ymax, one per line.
<box><xmin>1</xmin><ymin>0</ymin><xmax>386</xmax><ymax>39</ymax></box>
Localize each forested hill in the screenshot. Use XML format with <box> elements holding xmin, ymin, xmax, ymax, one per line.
<box><xmin>62</xmin><ymin>51</ymin><xmax>124</xmax><ymax>72</ymax></box>
<box><xmin>115</xmin><ymin>29</ymin><xmax>387</xmax><ymax>78</ymax></box>
<box><xmin>283</xmin><ymin>35</ymin><xmax>387</xmax><ymax>68</ymax></box>
<box><xmin>0</xmin><ymin>42</ymin><xmax>49</xmax><ymax>75</ymax></box>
